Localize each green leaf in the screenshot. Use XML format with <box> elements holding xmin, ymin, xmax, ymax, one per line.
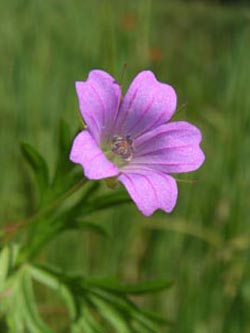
<box><xmin>139</xmin><ymin>308</ymin><xmax>173</xmax><ymax>326</ymax></box>
<box><xmin>21</xmin><ymin>271</ymin><xmax>54</xmax><ymax>333</ymax></box>
<box><xmin>132</xmin><ymin>311</ymin><xmax>161</xmax><ymax>333</ymax></box>
<box><xmin>6</xmin><ymin>300</ymin><xmax>25</xmax><ymax>333</ymax></box>
<box><xmin>81</xmin><ymin>191</ymin><xmax>131</xmax><ymax>215</ymax></box>
<box><xmin>79</xmin><ymin>306</ymin><xmax>103</xmax><ymax>333</ymax></box>
<box><xmin>87</xmin><ymin>277</ymin><xmax>173</xmax><ymax>295</ymax></box>
<box><xmin>81</xmin><ymin>182</ymin><xmax>100</xmax><ymax>201</ymax></box>
<box><xmin>87</xmin><ymin>289</ymin><xmax>138</xmax><ymax>323</ymax></box>
<box><xmin>20</xmin><ymin>143</ymin><xmax>49</xmax><ymax>198</ymax></box>
<box><xmin>51</xmin><ymin>121</ymin><xmax>87</xmax><ymax>199</ymax></box>
<box><xmin>0</xmin><ymin>246</ymin><xmax>10</xmax><ymax>292</ymax></box>
<box><xmin>132</xmin><ymin>320</ymin><xmax>155</xmax><ymax>333</ymax></box>
<box><xmin>53</xmin><ymin>120</ymin><xmax>74</xmax><ymax>185</ymax></box>
<box><xmin>28</xmin><ymin>265</ymin><xmax>65</xmax><ymax>289</ymax></box>
<box><xmin>116</xmin><ymin>279</ymin><xmax>174</xmax><ymax>295</ymax></box>
<box><xmin>67</xmin><ymin>220</ymin><xmax>109</xmax><ymax>238</ymax></box>
<box><xmin>87</xmin><ymin>288</ymin><xmax>164</xmax><ymax>332</ymax></box>
<box><xmin>89</xmin><ymin>294</ymin><xmax>131</xmax><ymax>333</ymax></box>
<box><xmin>28</xmin><ymin>265</ymin><xmax>169</xmax><ymax>332</ymax></box>
<box><xmin>71</xmin><ymin>305</ymin><xmax>101</xmax><ymax>333</ymax></box>
<box><xmin>73</xmin><ymin>317</ymin><xmax>95</xmax><ymax>333</ymax></box>
<box><xmin>0</xmin><ymin>243</ymin><xmax>20</xmax><ymax>301</ymax></box>
<box><xmin>92</xmin><ymin>191</ymin><xmax>131</xmax><ymax>210</ymax></box>
<box><xmin>58</xmin><ymin>119</ymin><xmax>71</xmax><ymax>155</ymax></box>
<box><xmin>28</xmin><ymin>265</ymin><xmax>78</xmax><ymax>320</ymax></box>
<box><xmin>8</xmin><ymin>243</ymin><xmax>21</xmax><ymax>269</ymax></box>
<box><xmin>0</xmin><ymin>271</ymin><xmax>24</xmax><ymax>331</ymax></box>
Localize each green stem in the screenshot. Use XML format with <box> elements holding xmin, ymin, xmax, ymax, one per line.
<box><xmin>2</xmin><ymin>178</ymin><xmax>88</xmax><ymax>244</ymax></box>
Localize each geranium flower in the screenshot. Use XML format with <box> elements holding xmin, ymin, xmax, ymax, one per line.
<box><xmin>70</xmin><ymin>70</ymin><xmax>205</xmax><ymax>216</ymax></box>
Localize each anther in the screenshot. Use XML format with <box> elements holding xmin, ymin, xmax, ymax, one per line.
<box><xmin>111</xmin><ymin>135</ymin><xmax>133</xmax><ymax>161</ymax></box>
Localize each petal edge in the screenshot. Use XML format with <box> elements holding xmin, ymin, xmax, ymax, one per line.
<box><xmin>118</xmin><ymin>168</ymin><xmax>178</xmax><ymax>216</ymax></box>
<box><xmin>132</xmin><ymin>121</ymin><xmax>205</xmax><ymax>174</ymax></box>
<box><xmin>75</xmin><ymin>70</ymin><xmax>121</xmax><ymax>143</ymax></box>
<box><xmin>114</xmin><ymin>71</ymin><xmax>177</xmax><ymax>138</ymax></box>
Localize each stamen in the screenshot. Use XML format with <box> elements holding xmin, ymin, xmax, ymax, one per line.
<box><xmin>111</xmin><ymin>135</ymin><xmax>133</xmax><ymax>161</ymax></box>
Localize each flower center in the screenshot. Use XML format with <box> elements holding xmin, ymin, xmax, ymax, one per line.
<box><xmin>111</xmin><ymin>135</ymin><xmax>133</xmax><ymax>161</ymax></box>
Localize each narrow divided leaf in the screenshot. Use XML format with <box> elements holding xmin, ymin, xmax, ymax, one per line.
<box><xmin>20</xmin><ymin>143</ymin><xmax>49</xmax><ymax>197</ymax></box>
<box><xmin>53</xmin><ymin>120</ymin><xmax>74</xmax><ymax>185</ymax></box>
<box><xmin>86</xmin><ymin>277</ymin><xmax>173</xmax><ymax>295</ymax></box>
<box><xmin>89</xmin><ymin>294</ymin><xmax>131</xmax><ymax>333</ymax></box>
<box><xmin>28</xmin><ymin>265</ymin><xmax>78</xmax><ymax>320</ymax></box>
<box><xmin>80</xmin><ymin>306</ymin><xmax>104</xmax><ymax>333</ymax></box>
<box><xmin>21</xmin><ymin>271</ymin><xmax>55</xmax><ymax>333</ymax></box>
<box><xmin>68</xmin><ymin>220</ymin><xmax>109</xmax><ymax>238</ymax></box>
<box><xmin>115</xmin><ymin>279</ymin><xmax>174</xmax><ymax>295</ymax></box>
<box><xmin>139</xmin><ymin>308</ymin><xmax>173</xmax><ymax>326</ymax></box>
<box><xmin>28</xmin><ymin>265</ymin><xmax>64</xmax><ymax>290</ymax></box>
<box><xmin>0</xmin><ymin>246</ymin><xmax>10</xmax><ymax>292</ymax></box>
<box><xmin>73</xmin><ymin>317</ymin><xmax>95</xmax><ymax>333</ymax></box>
<box><xmin>58</xmin><ymin>119</ymin><xmax>71</xmax><ymax>154</ymax></box>
<box><xmin>87</xmin><ymin>288</ymin><xmax>167</xmax><ymax>332</ymax></box>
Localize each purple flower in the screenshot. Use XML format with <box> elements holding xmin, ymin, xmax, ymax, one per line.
<box><xmin>70</xmin><ymin>70</ymin><xmax>205</xmax><ymax>216</ymax></box>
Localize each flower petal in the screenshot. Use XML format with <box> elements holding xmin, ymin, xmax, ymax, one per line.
<box><xmin>118</xmin><ymin>168</ymin><xmax>177</xmax><ymax>216</ymax></box>
<box><xmin>75</xmin><ymin>70</ymin><xmax>121</xmax><ymax>144</ymax></box>
<box><xmin>70</xmin><ymin>130</ymin><xmax>119</xmax><ymax>179</ymax></box>
<box><xmin>114</xmin><ymin>71</ymin><xmax>177</xmax><ymax>138</ymax></box>
<box><xmin>132</xmin><ymin>121</ymin><xmax>205</xmax><ymax>173</ymax></box>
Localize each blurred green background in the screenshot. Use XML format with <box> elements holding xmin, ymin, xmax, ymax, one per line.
<box><xmin>1</xmin><ymin>0</ymin><xmax>250</xmax><ymax>332</ymax></box>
